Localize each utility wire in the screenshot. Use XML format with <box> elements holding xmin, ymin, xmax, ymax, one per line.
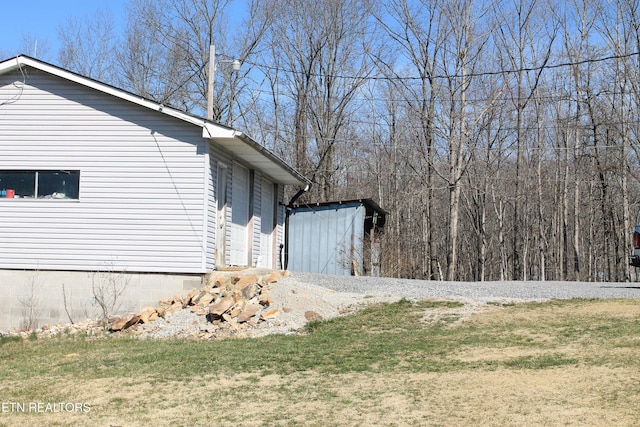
<box><xmin>242</xmin><ymin>51</ymin><xmax>640</xmax><ymax>81</ymax></box>
<box><xmin>143</xmin><ymin>50</ymin><xmax>640</xmax><ymax>110</ymax></box>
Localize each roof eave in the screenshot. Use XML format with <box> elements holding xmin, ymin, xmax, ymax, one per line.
<box><xmin>202</xmin><ymin>123</ymin><xmax>309</xmax><ymax>186</ymax></box>
<box><xmin>1</xmin><ymin>55</ymin><xmax>205</xmax><ymax>128</ymax></box>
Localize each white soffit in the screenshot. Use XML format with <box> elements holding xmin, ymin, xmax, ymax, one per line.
<box><xmin>202</xmin><ymin>125</ymin><xmax>307</xmax><ymax>186</ymax></box>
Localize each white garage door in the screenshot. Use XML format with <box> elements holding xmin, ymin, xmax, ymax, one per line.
<box><xmin>259</xmin><ymin>179</ymin><xmax>275</xmax><ymax>268</ymax></box>
<box><xmin>229</xmin><ymin>163</ymin><xmax>250</xmax><ymax>266</ymax></box>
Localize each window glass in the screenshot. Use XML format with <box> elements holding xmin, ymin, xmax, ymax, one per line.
<box><xmin>0</xmin><ymin>171</ymin><xmax>35</xmax><ymax>198</ymax></box>
<box><xmin>38</xmin><ymin>171</ymin><xmax>80</xmax><ymax>199</ymax></box>
<box><xmin>0</xmin><ymin>170</ymin><xmax>79</xmax><ymax>199</ymax></box>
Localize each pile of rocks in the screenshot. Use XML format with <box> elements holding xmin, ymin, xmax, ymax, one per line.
<box><xmin>2</xmin><ymin>270</ymin><xmax>366</xmax><ymax>341</ymax></box>
<box><xmin>108</xmin><ymin>271</ymin><xmax>287</xmax><ymax>335</ymax></box>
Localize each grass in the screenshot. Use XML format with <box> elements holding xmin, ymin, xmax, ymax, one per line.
<box><xmin>2</xmin><ymin>298</ymin><xmax>640</xmax><ymax>426</ymax></box>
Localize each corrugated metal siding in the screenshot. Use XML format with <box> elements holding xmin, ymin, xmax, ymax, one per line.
<box><xmin>0</xmin><ymin>69</ymin><xmax>208</xmax><ymax>273</ymax></box>
<box><xmin>288</xmin><ymin>202</ymin><xmax>365</xmax><ymax>275</ymax></box>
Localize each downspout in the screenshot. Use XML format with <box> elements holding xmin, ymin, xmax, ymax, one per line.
<box><xmin>283</xmin><ymin>183</ymin><xmax>311</xmax><ymax>270</ymax></box>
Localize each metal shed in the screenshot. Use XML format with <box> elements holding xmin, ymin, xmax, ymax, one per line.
<box><xmin>287</xmin><ymin>199</ymin><xmax>386</xmax><ymax>276</ymax></box>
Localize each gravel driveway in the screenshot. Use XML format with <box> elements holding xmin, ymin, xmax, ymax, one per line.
<box><xmin>283</xmin><ymin>272</ymin><xmax>640</xmax><ymax>301</ymax></box>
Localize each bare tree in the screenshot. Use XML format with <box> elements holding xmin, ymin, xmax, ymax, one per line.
<box><xmin>119</xmin><ymin>0</ymin><xmax>269</xmax><ymax>125</ymax></box>
<box><xmin>555</xmin><ymin>0</ymin><xmax>606</xmax><ymax>280</ymax></box>
<box><xmin>119</xmin><ymin>0</ymin><xmax>231</xmax><ymax>115</ymax></box>
<box><xmin>57</xmin><ymin>8</ymin><xmax>119</xmax><ymax>83</ymax></box>
<box><xmin>40</xmin><ymin>0</ymin><xmax>640</xmax><ymax>282</ymax></box>
<box><xmin>437</xmin><ymin>0</ymin><xmax>495</xmax><ymax>281</ymax></box>
<box><xmin>379</xmin><ymin>0</ymin><xmax>445</xmax><ymax>279</ymax></box>
<box><xmin>492</xmin><ymin>0</ymin><xmax>556</xmax><ymax>280</ymax></box>
<box><xmin>260</xmin><ymin>0</ymin><xmax>379</xmax><ymax>200</ymax></box>
<box><xmin>598</xmin><ymin>0</ymin><xmax>640</xmax><ymax>281</ymax></box>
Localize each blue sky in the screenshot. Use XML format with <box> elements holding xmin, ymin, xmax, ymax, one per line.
<box><xmin>0</xmin><ymin>0</ymin><xmax>129</xmax><ymax>59</ymax></box>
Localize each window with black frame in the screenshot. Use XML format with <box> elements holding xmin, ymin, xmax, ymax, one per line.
<box><xmin>0</xmin><ymin>170</ymin><xmax>80</xmax><ymax>199</ymax></box>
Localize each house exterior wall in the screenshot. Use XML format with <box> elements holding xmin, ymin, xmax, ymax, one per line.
<box><xmin>207</xmin><ymin>157</ymin><xmax>285</xmax><ymax>269</ymax></box>
<box><xmin>288</xmin><ymin>202</ymin><xmax>365</xmax><ymax>275</ymax></box>
<box><xmin>205</xmin><ymin>143</ymin><xmax>233</xmax><ymax>270</ymax></box>
<box><xmin>0</xmin><ymin>59</ymin><xmax>299</xmax><ymax>331</ymax></box>
<box><xmin>0</xmin><ymin>69</ymin><xmax>208</xmax><ymax>274</ymax></box>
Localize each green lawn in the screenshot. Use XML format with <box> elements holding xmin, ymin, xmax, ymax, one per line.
<box><xmin>1</xmin><ymin>298</ymin><xmax>640</xmax><ymax>426</ymax></box>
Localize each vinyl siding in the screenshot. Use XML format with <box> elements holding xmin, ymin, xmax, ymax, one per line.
<box><xmin>205</xmin><ymin>145</ymin><xmax>216</xmax><ymax>271</ymax></box>
<box><xmin>206</xmin><ymin>144</ymin><xmax>232</xmax><ymax>270</ymax></box>
<box><xmin>0</xmin><ymin>69</ymin><xmax>208</xmax><ymax>273</ymax></box>
<box><xmin>206</xmin><ymin>146</ymin><xmax>282</xmax><ymax>269</ymax></box>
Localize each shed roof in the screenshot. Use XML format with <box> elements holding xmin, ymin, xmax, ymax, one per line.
<box><xmin>292</xmin><ymin>198</ymin><xmax>388</xmax><ymax>215</ymax></box>
<box><xmin>0</xmin><ymin>55</ymin><xmax>308</xmax><ymax>186</ymax></box>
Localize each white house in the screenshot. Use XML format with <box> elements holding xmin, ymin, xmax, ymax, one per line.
<box><xmin>0</xmin><ymin>55</ymin><xmax>308</xmax><ymax>331</ymax></box>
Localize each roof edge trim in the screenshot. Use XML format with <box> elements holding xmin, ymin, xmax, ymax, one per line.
<box><xmin>1</xmin><ymin>55</ymin><xmax>205</xmax><ymax>128</ymax></box>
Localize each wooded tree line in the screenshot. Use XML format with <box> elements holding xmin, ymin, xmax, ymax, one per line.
<box><xmin>7</xmin><ymin>0</ymin><xmax>640</xmax><ymax>282</ymax></box>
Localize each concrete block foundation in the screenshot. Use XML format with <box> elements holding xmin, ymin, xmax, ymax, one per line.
<box><xmin>0</xmin><ymin>269</ymin><xmax>204</xmax><ymax>332</ymax></box>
